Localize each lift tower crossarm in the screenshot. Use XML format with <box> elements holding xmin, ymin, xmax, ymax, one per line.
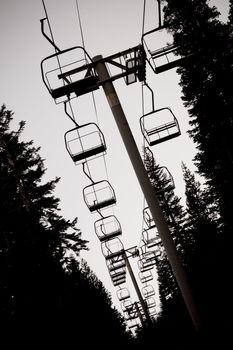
<box><xmin>56</xmin><ymin>45</ymin><xmax>145</xmax><ymax>84</ymax></box>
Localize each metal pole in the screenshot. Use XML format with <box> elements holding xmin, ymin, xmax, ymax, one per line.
<box><xmin>93</xmin><ymin>55</ymin><xmax>201</xmax><ymax>332</ymax></box>
<box><xmin>124</xmin><ymin>253</ymin><xmax>151</xmax><ymax>326</ymax></box>
<box><xmin>157</xmin><ymin>0</ymin><xmax>162</xmax><ymax>27</ymax></box>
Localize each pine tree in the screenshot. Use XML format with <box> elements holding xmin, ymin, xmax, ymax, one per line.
<box><xmin>0</xmin><ymin>105</ymin><xmax>87</xmax><ymax>337</ymax></box>
<box><xmin>0</xmin><ymin>105</ymin><xmax>133</xmax><ymax>347</ymax></box>
<box><xmin>60</xmin><ymin>258</ymin><xmax>133</xmax><ymax>346</ymax></box>
<box><xmin>162</xmin><ymin>0</ymin><xmax>233</xmax><ymax>236</ymax></box>
<box><xmin>143</xmin><ymin>148</ymin><xmax>191</xmax><ymax>309</ymax></box>
<box><xmin>180</xmin><ymin>161</ymin><xmax>233</xmax><ymax>340</ymax></box>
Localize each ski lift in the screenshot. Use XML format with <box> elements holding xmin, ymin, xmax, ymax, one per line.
<box><xmin>142</xmin><ymin>285</ymin><xmax>155</xmax><ymax>298</ymax></box>
<box><xmin>145</xmin><ymin>297</ymin><xmax>156</xmax><ymax>309</ymax></box>
<box><xmin>105</xmin><ymin>251</ymin><xmax>125</xmax><ymax>273</ymax></box>
<box><xmin>145</xmin><ymin>250</ymin><xmax>161</xmax><ymax>261</ymax></box>
<box><xmin>83</xmin><ymin>180</ymin><xmax>116</xmax><ymax>212</ymax></box>
<box><xmin>101</xmin><ymin>237</ymin><xmax>125</xmax><ymax>260</ymax></box>
<box><xmin>117</xmin><ymin>288</ymin><xmax>130</xmax><ymax>301</ymax></box>
<box><xmin>148</xmin><ymin>306</ymin><xmax>157</xmax><ymax>317</ymax></box>
<box><xmin>138</xmin><ymin>258</ymin><xmax>154</xmax><ymax>272</ymax></box>
<box><xmin>110</xmin><ymin>269</ymin><xmax>126</xmax><ymax>286</ymax></box>
<box><xmin>142</xmin><ymin>227</ymin><xmax>161</xmax><ymax>249</ymax></box>
<box><xmin>143</xmin><ymin>207</ymin><xmax>155</xmax><ymax>228</ymax></box>
<box><xmin>142</xmin><ymin>26</ymin><xmax>193</xmax><ymax>74</ymax></box>
<box><xmin>95</xmin><ymin>215</ymin><xmax>122</xmax><ymax>242</ymax></box>
<box><xmin>106</xmin><ymin>258</ymin><xmax>126</xmax><ymax>272</ymax></box>
<box><xmin>127</xmin><ymin>318</ymin><xmax>140</xmax><ymax>329</ymax></box>
<box><xmin>138</xmin><ymin>270</ymin><xmax>153</xmax><ymax>284</ymax></box>
<box><xmin>138</xmin><ymin>237</ymin><xmax>147</xmax><ymax>257</ymax></box>
<box><xmin>112</xmin><ymin>277</ymin><xmax>126</xmax><ymax>287</ymax></box>
<box><xmin>41</xmin><ymin>46</ymin><xmax>99</xmax><ymax>104</ymax></box>
<box><xmin>109</xmin><ymin>267</ymin><xmax>126</xmax><ymax>280</ymax></box>
<box><xmin>121</xmin><ymin>299</ymin><xmax>134</xmax><ymax>312</ymax></box>
<box><xmin>64</xmin><ymin>123</ymin><xmax>106</xmax><ymax>165</ymax></box>
<box><xmin>140</xmin><ymin>107</ymin><xmax>181</xmax><ymax>146</ymax></box>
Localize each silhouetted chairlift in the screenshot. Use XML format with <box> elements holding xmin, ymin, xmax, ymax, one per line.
<box><xmin>138</xmin><ymin>258</ymin><xmax>154</xmax><ymax>272</ymax></box>
<box><xmin>142</xmin><ymin>226</ymin><xmax>161</xmax><ymax>249</ymax></box>
<box><xmin>83</xmin><ymin>180</ymin><xmax>116</xmax><ymax>212</ymax></box>
<box><xmin>127</xmin><ymin>318</ymin><xmax>140</xmax><ymax>329</ymax></box>
<box><xmin>140</xmin><ymin>107</ymin><xmax>181</xmax><ymax>146</ymax></box>
<box><xmin>145</xmin><ymin>297</ymin><xmax>156</xmax><ymax>309</ymax></box>
<box><xmin>112</xmin><ymin>277</ymin><xmax>126</xmax><ymax>287</ymax></box>
<box><xmin>142</xmin><ymin>285</ymin><xmax>155</xmax><ymax>298</ymax></box>
<box><xmin>142</xmin><ymin>26</ymin><xmax>193</xmax><ymax>74</ymax></box>
<box><xmin>106</xmin><ymin>258</ymin><xmax>126</xmax><ymax>272</ymax></box>
<box><xmin>142</xmin><ymin>250</ymin><xmax>160</xmax><ymax>262</ymax></box>
<box><xmin>41</xmin><ymin>46</ymin><xmax>99</xmax><ymax>104</ymax></box>
<box><xmin>95</xmin><ymin>215</ymin><xmax>122</xmax><ymax>242</ymax></box>
<box><xmin>64</xmin><ymin>123</ymin><xmax>106</xmax><ymax>164</ymax></box>
<box><xmin>138</xmin><ymin>270</ymin><xmax>153</xmax><ymax>284</ymax></box>
<box><xmin>138</xmin><ymin>251</ymin><xmax>157</xmax><ymax>272</ymax></box>
<box><xmin>105</xmin><ymin>252</ymin><xmax>125</xmax><ymax>274</ymax></box>
<box><xmin>101</xmin><ymin>237</ymin><xmax>125</xmax><ymax>260</ymax></box>
<box><xmin>109</xmin><ymin>267</ymin><xmax>126</xmax><ymax>280</ymax></box>
<box><xmin>143</xmin><ymin>207</ymin><xmax>155</xmax><ymax>228</ymax></box>
<box><xmin>110</xmin><ymin>269</ymin><xmax>126</xmax><ymax>286</ymax></box>
<box><xmin>138</xmin><ymin>236</ymin><xmax>149</xmax><ymax>257</ymax></box>
<box><xmin>148</xmin><ymin>306</ymin><xmax>157</xmax><ymax>317</ymax></box>
<box><xmin>121</xmin><ymin>299</ymin><xmax>134</xmax><ymax>312</ymax></box>
<box><xmin>117</xmin><ymin>288</ymin><xmax>130</xmax><ymax>301</ymax></box>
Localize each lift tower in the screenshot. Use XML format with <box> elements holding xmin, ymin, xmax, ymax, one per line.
<box><xmin>93</xmin><ymin>55</ymin><xmax>200</xmax><ymax>332</ymax></box>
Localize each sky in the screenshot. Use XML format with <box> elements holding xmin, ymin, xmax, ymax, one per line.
<box><xmin>0</xmin><ymin>0</ymin><xmax>230</xmax><ymax>323</ymax></box>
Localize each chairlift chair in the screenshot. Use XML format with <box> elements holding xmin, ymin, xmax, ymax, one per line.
<box><xmin>64</xmin><ymin>123</ymin><xmax>106</xmax><ymax>165</ymax></box>
<box><xmin>127</xmin><ymin>318</ymin><xmax>140</xmax><ymax>329</ymax></box>
<box><xmin>138</xmin><ymin>270</ymin><xmax>153</xmax><ymax>284</ymax></box>
<box><xmin>142</xmin><ymin>251</ymin><xmax>160</xmax><ymax>262</ymax></box>
<box><xmin>109</xmin><ymin>267</ymin><xmax>126</xmax><ymax>286</ymax></box>
<box><xmin>41</xmin><ymin>46</ymin><xmax>99</xmax><ymax>104</ymax></box>
<box><xmin>106</xmin><ymin>259</ymin><xmax>126</xmax><ymax>272</ymax></box>
<box><xmin>101</xmin><ymin>237</ymin><xmax>125</xmax><ymax>260</ymax></box>
<box><xmin>83</xmin><ymin>180</ymin><xmax>116</xmax><ymax>212</ymax></box>
<box><xmin>148</xmin><ymin>306</ymin><xmax>157</xmax><ymax>317</ymax></box>
<box><xmin>95</xmin><ymin>215</ymin><xmax>122</xmax><ymax>242</ymax></box>
<box><xmin>117</xmin><ymin>288</ymin><xmax>130</xmax><ymax>301</ymax></box>
<box><xmin>138</xmin><ymin>258</ymin><xmax>154</xmax><ymax>272</ymax></box>
<box><xmin>111</xmin><ymin>274</ymin><xmax>126</xmax><ymax>286</ymax></box>
<box><xmin>142</xmin><ymin>226</ymin><xmax>161</xmax><ymax>249</ymax></box>
<box><xmin>143</xmin><ymin>206</ymin><xmax>156</xmax><ymax>228</ymax></box>
<box><xmin>145</xmin><ymin>297</ymin><xmax>156</xmax><ymax>309</ymax></box>
<box><xmin>121</xmin><ymin>299</ymin><xmax>134</xmax><ymax>312</ymax></box>
<box><xmin>142</xmin><ymin>26</ymin><xmax>194</xmax><ymax>74</ymax></box>
<box><xmin>142</xmin><ymin>285</ymin><xmax>155</xmax><ymax>298</ymax></box>
<box><xmin>108</xmin><ymin>266</ymin><xmax>126</xmax><ymax>278</ymax></box>
<box><xmin>140</xmin><ymin>107</ymin><xmax>181</xmax><ymax>146</ymax></box>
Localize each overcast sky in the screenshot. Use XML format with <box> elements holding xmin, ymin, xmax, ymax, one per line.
<box><xmin>0</xmin><ymin>0</ymin><xmax>230</xmax><ymax>317</ymax></box>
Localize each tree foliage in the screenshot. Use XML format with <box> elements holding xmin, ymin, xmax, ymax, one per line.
<box><xmin>162</xmin><ymin>0</ymin><xmax>233</xmax><ymax>235</ymax></box>
<box><xmin>0</xmin><ymin>105</ymin><xmax>133</xmax><ymax>346</ymax></box>
<box><xmin>142</xmin><ymin>0</ymin><xmax>233</xmax><ymax>343</ymax></box>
